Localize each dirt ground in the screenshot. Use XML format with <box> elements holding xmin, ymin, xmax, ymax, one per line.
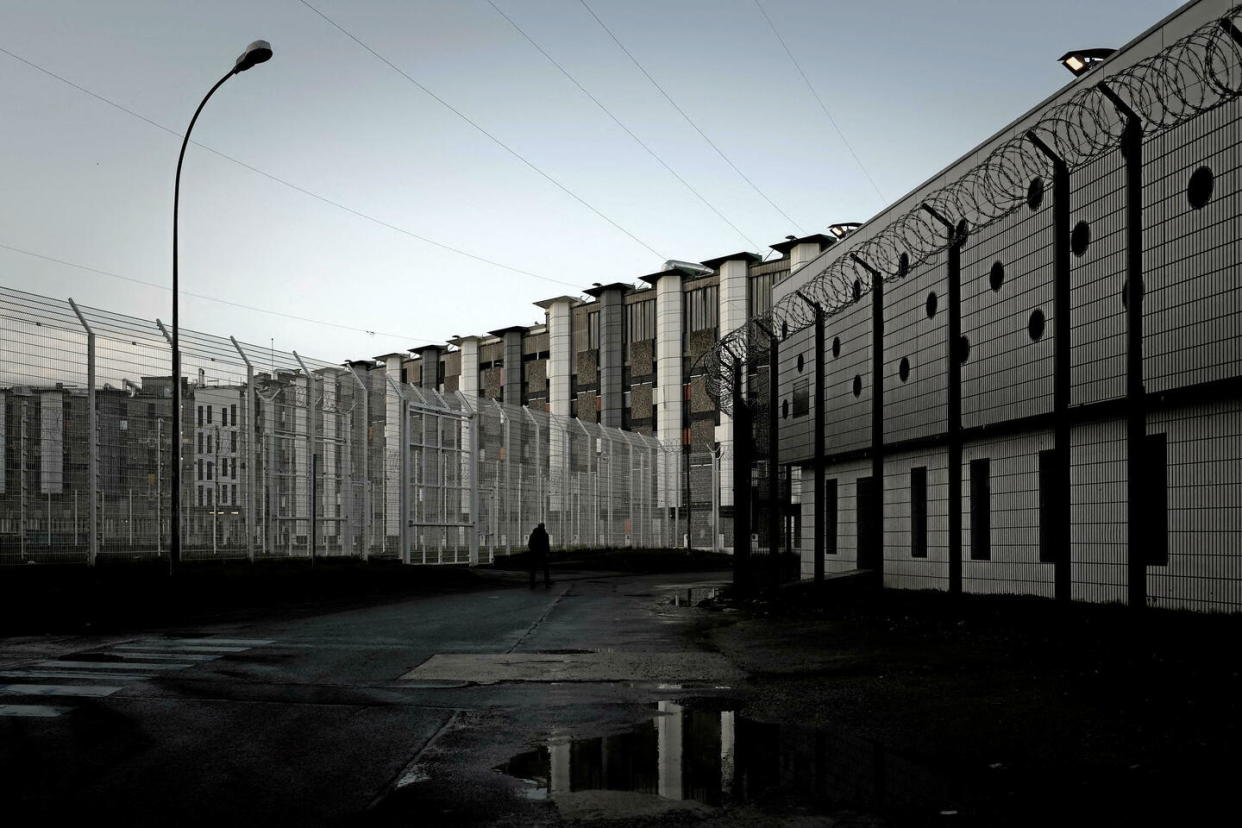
<box><xmin>692</xmin><ymin>584</ymin><xmax>1242</xmax><ymax>826</ymax></box>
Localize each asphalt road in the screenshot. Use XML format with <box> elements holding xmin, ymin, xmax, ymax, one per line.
<box><xmin>0</xmin><ymin>569</ymin><xmax>740</xmax><ymax>827</ymax></box>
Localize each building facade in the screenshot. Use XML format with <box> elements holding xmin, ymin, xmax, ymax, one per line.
<box><xmin>762</xmin><ymin>0</ymin><xmax>1242</xmax><ymax>611</ymax></box>
<box><xmin>373</xmin><ymin>235</ymin><xmax>831</xmax><ymax>550</ymax></box>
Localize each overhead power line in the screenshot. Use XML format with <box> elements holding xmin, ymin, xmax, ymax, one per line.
<box><xmin>486</xmin><ymin>0</ymin><xmax>762</xmax><ymax>252</ymax></box>
<box><xmin>0</xmin><ymin>44</ymin><xmax>580</xmax><ymax>290</ymax></box>
<box><xmin>576</xmin><ymin>0</ymin><xmax>807</xmax><ymax>235</ymax></box>
<box><xmin>0</xmin><ymin>240</ymin><xmax>440</xmax><ymax>344</ymax></box>
<box><xmin>297</xmin><ymin>0</ymin><xmax>667</xmax><ymax>262</ymax></box>
<box><xmin>752</xmin><ymin>0</ymin><xmax>887</xmax><ymax>205</ymax></box>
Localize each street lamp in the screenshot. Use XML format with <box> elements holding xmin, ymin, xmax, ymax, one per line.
<box><xmin>828</xmin><ymin>222</ymin><xmax>862</xmax><ymax>239</ymax></box>
<box><xmin>171</xmin><ymin>40</ymin><xmax>272</xmax><ymax>573</ymax></box>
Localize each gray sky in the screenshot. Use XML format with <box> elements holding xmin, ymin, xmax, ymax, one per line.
<box><xmin>0</xmin><ymin>0</ymin><xmax>1184</xmax><ymax>364</ymax></box>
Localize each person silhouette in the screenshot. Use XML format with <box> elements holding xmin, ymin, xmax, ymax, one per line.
<box><xmin>527</xmin><ymin>522</ymin><xmax>551</xmax><ymax>588</ymax></box>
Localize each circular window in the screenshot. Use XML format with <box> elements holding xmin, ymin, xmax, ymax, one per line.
<box><xmin>832</xmin><ymin>336</ymin><xmax>841</xmax><ymax>358</ymax></box>
<box><xmin>1027</xmin><ymin>177</ymin><xmax>1045</xmax><ymax>211</ymax></box>
<box><xmin>1028</xmin><ymin>309</ymin><xmax>1046</xmax><ymax>341</ymax></box>
<box><xmin>1187</xmin><ymin>166</ymin><xmax>1214</xmax><ymax>209</ymax></box>
<box><xmin>897</xmin><ymin>252</ymin><xmax>910</xmax><ymax>278</ymax></box>
<box><xmin>899</xmin><ymin>357</ymin><xmax>911</xmax><ymax>382</ymax></box>
<box><xmin>926</xmin><ymin>292</ymin><xmax>939</xmax><ymax>319</ymax></box>
<box><xmin>852</xmin><ymin>279</ymin><xmax>862</xmax><ymax>301</ymax></box>
<box><xmin>1071</xmin><ymin>221</ymin><xmax>1091</xmax><ymax>257</ymax></box>
<box><xmin>796</xmin><ymin>354</ymin><xmax>805</xmax><ymax>373</ymax></box>
<box><xmin>957</xmin><ymin>335</ymin><xmax>971</xmax><ymax>364</ymax></box>
<box><xmin>989</xmin><ymin>261</ymin><xmax>1005</xmax><ymax>292</ymax></box>
<box><xmin>852</xmin><ymin>375</ymin><xmax>862</xmax><ymax>397</ymax></box>
<box><xmin>781</xmin><ymin>321</ymin><xmax>789</xmax><ymax>339</ymax></box>
<box><xmin>782</xmin><ymin>399</ymin><xmax>789</xmax><ymax>419</ymax></box>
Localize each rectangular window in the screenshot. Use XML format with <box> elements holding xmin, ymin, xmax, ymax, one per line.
<box><xmin>220</xmin><ymin>406</ymin><xmax>227</xmax><ymax>427</ymax></box>
<box><xmin>207</xmin><ymin>406</ymin><xmax>213</xmax><ymax>425</ymax></box>
<box><xmin>207</xmin><ymin>462</ymin><xmax>213</xmax><ymax>481</ymax></box>
<box><xmin>197</xmin><ymin>432</ymin><xmax>203</xmax><ymax>454</ymax></box>
<box><xmin>969</xmin><ymin>458</ymin><xmax>991</xmax><ymax>560</ymax></box>
<box><xmin>197</xmin><ymin>406</ymin><xmax>203</xmax><ymax>426</ymax></box>
<box><xmin>231</xmin><ymin>404</ymin><xmax>237</xmax><ymax>426</ymax></box>
<box><xmin>1038</xmin><ymin>449</ymin><xmax>1058</xmax><ymax>563</ymax></box>
<box><xmin>1143</xmin><ymin>434</ymin><xmax>1168</xmax><ymax>566</ymax></box>
<box><xmin>206</xmin><ymin>488</ymin><xmax>213</xmax><ymax>507</ymax></box>
<box><xmin>197</xmin><ymin>487</ymin><xmax>203</xmax><ymax>507</ymax></box>
<box><xmin>911</xmin><ymin>466</ymin><xmax>928</xmax><ymax>558</ymax></box>
<box><xmin>587</xmin><ymin>312</ymin><xmax>600</xmax><ymax>349</ymax></box>
<box><xmin>206</xmin><ymin>435</ymin><xmax>212</xmax><ymax>455</ymax></box>
<box><xmin>232</xmin><ymin>484</ymin><xmax>238</xmax><ymax>505</ymax></box>
<box><xmin>626</xmin><ymin>300</ymin><xmax>655</xmax><ymax>342</ymax></box>
<box><xmin>231</xmin><ymin>431</ymin><xmax>237</xmax><ymax>452</ymax></box>
<box><xmin>685</xmin><ymin>285</ymin><xmax>718</xmax><ymax>332</ymax></box>
<box><xmin>825</xmin><ymin>479</ymin><xmax>838</xmax><ymax>555</ymax></box>
<box><xmin>792</xmin><ymin>379</ymin><xmax>809</xmax><ymax>417</ymax></box>
<box><xmin>857</xmin><ymin>476</ymin><xmax>877</xmax><ymax>568</ymax></box>
<box><xmin>748</xmin><ymin>272</ymin><xmax>774</xmax><ymax>317</ymax></box>
<box><xmin>196</xmin><ymin>460</ymin><xmax>203</xmax><ymax>482</ymax></box>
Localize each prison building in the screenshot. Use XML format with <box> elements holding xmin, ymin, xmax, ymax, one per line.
<box><xmin>359</xmin><ymin>235</ymin><xmax>830</xmax><ymax>551</ymax></box>
<box><xmin>772</xmin><ymin>0</ymin><xmax>1242</xmax><ymax>611</ymax></box>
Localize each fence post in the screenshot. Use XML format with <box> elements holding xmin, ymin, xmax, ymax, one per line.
<box><xmin>230</xmin><ymin>337</ymin><xmax>257</xmax><ymax>563</ymax></box>
<box><xmin>293</xmin><ymin>352</ymin><xmax>317</xmax><ymax>561</ymax></box>
<box><xmin>69</xmin><ymin>299</ymin><xmax>98</xmax><ymax>567</ymax></box>
<box><xmin>384</xmin><ymin>377</ymin><xmax>410</xmax><ymax>564</ymax></box>
<box><xmin>344</xmin><ymin>365</ymin><xmax>371</xmax><ymax>560</ymax></box>
<box><xmin>459</xmin><ymin>393</ymin><xmax>480</xmax><ymax>566</ymax></box>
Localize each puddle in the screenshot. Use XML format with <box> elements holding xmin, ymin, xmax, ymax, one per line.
<box><xmin>668</xmin><ymin>587</ymin><xmax>721</xmax><ymax>607</ymax></box>
<box><xmin>496</xmin><ymin>700</ymin><xmax>968</xmax><ymax>823</ymax></box>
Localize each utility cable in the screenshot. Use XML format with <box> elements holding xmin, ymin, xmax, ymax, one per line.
<box><xmin>486</xmin><ymin>0</ymin><xmax>762</xmax><ymax>252</ymax></box>
<box><xmin>0</xmin><ymin>241</ymin><xmax>440</xmax><ymax>344</ymax></box>
<box><xmin>297</xmin><ymin>0</ymin><xmax>667</xmax><ymax>261</ymax></box>
<box><xmin>0</xmin><ymin>44</ymin><xmax>581</xmax><ymax>290</ymax></box>
<box><xmin>752</xmin><ymin>0</ymin><xmax>886</xmax><ymax>205</ymax></box>
<box><xmin>577</xmin><ymin>0</ymin><xmax>807</xmax><ymax>234</ymax></box>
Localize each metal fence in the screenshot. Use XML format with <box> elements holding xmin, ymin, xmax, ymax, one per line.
<box><xmin>0</xmin><ymin>286</ymin><xmax>675</xmax><ymax>566</ymax></box>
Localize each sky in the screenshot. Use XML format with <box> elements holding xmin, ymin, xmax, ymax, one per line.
<box><xmin>0</xmin><ymin>0</ymin><xmax>1186</xmax><ymax>366</ymax></box>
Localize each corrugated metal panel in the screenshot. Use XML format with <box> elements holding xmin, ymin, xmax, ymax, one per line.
<box><xmin>883</xmin><ymin>254</ymin><xmax>949</xmax><ymax>443</ymax></box>
<box><xmin>960</xmin><ymin>195</ymin><xmax>1056</xmax><ymax>428</ymax></box>
<box><xmin>1147</xmin><ymin>399</ymin><xmax>1242</xmax><ymax>611</ymax></box>
<box><xmin>883</xmin><ymin>450</ymin><xmax>950</xmax><ymax>591</ymax></box>
<box><xmin>1144</xmin><ymin>97</ymin><xmax>1242</xmax><ymax>393</ymax></box>
<box><xmin>961</xmin><ymin>433</ymin><xmax>1057</xmax><ymax>598</ymax></box>
<box><xmin>1069</xmin><ymin>421</ymin><xmax>1128</xmax><ymax>604</ymax></box>
<box><xmin>824</xmin><ymin>296</ymin><xmax>872</xmax><ymax>454</ymax></box>
<box><xmin>1069</xmin><ymin>152</ymin><xmax>1128</xmax><ymax>406</ymax></box>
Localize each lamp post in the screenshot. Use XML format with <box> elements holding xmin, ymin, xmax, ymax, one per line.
<box><xmin>170</xmin><ymin>40</ymin><xmax>272</xmax><ymax>574</ymax></box>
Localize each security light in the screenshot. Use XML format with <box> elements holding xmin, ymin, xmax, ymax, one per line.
<box><xmin>1058</xmin><ymin>48</ymin><xmax>1114</xmax><ymax>76</ymax></box>
<box><xmin>828</xmin><ymin>222</ymin><xmax>862</xmax><ymax>239</ymax></box>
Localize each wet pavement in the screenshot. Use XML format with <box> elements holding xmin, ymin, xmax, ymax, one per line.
<box><xmin>5</xmin><ymin>566</ymin><xmax>1227</xmax><ymax>825</ymax></box>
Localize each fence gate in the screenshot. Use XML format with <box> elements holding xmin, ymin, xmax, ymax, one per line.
<box><xmin>402</xmin><ymin>388</ymin><xmax>480</xmax><ymax>566</ymax></box>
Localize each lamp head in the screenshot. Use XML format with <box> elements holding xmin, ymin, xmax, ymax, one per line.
<box><xmin>828</xmin><ymin>222</ymin><xmax>862</xmax><ymax>239</ymax></box>
<box><xmin>1057</xmin><ymin>48</ymin><xmax>1114</xmax><ymax>76</ymax></box>
<box><xmin>234</xmin><ymin>40</ymin><xmax>273</xmax><ymax>73</ymax></box>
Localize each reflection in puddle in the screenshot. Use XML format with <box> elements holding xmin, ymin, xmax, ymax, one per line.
<box><xmin>497</xmin><ymin>701</ymin><xmax>962</xmax><ymax>821</ymax></box>
<box><xmin>669</xmin><ymin>587</ymin><xmax>720</xmax><ymax>607</ymax></box>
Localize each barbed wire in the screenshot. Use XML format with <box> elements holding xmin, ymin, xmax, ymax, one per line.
<box><xmin>700</xmin><ymin>6</ymin><xmax>1242</xmax><ymax>413</ymax></box>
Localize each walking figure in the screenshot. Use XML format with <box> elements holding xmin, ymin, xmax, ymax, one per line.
<box><xmin>527</xmin><ymin>522</ymin><xmax>551</xmax><ymax>588</ymax></box>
